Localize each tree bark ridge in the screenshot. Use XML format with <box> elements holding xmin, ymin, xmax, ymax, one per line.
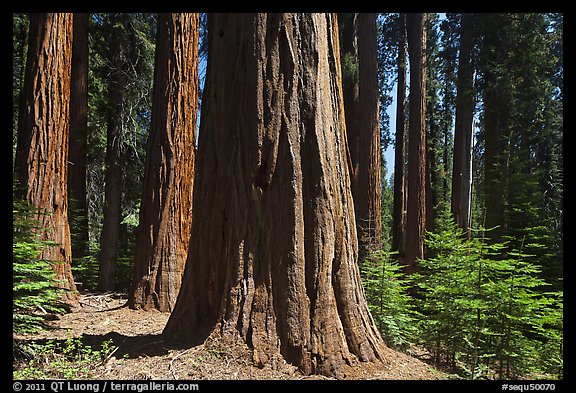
<box><xmin>164</xmin><ymin>13</ymin><xmax>385</xmax><ymax>378</ymax></box>
<box><xmin>15</xmin><ymin>13</ymin><xmax>78</xmax><ymax>302</ymax></box>
<box><xmin>129</xmin><ymin>13</ymin><xmax>199</xmax><ymax>312</ymax></box>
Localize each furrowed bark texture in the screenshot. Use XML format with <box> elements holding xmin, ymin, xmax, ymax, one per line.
<box><xmin>451</xmin><ymin>13</ymin><xmax>475</xmax><ymax>236</ymax></box>
<box><xmin>339</xmin><ymin>13</ymin><xmax>382</xmax><ymax>259</ymax></box>
<box><xmin>69</xmin><ymin>13</ymin><xmax>89</xmax><ymax>260</ymax></box>
<box><xmin>129</xmin><ymin>13</ymin><xmax>199</xmax><ymax>312</ymax></box>
<box><xmin>163</xmin><ymin>13</ymin><xmax>385</xmax><ymax>378</ymax></box>
<box><xmin>392</xmin><ymin>13</ymin><xmax>407</xmax><ymax>256</ymax></box>
<box><xmin>355</xmin><ymin>13</ymin><xmax>381</xmax><ymax>254</ymax></box>
<box><xmin>404</xmin><ymin>13</ymin><xmax>427</xmax><ymax>274</ymax></box>
<box><xmin>14</xmin><ymin>13</ymin><xmax>78</xmax><ymax>302</ymax></box>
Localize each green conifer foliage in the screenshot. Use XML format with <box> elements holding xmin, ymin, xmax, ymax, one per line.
<box><xmin>361</xmin><ymin>250</ymin><xmax>420</xmax><ymax>349</ymax></box>
<box><xmin>13</xmin><ymin>186</ymin><xmax>67</xmax><ymax>334</ymax></box>
<box><xmin>416</xmin><ymin>207</ymin><xmax>562</xmax><ymax>379</ymax></box>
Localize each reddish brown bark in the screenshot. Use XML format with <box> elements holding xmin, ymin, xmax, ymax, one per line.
<box><xmin>404</xmin><ymin>13</ymin><xmax>427</xmax><ymax>273</ymax></box>
<box><xmin>392</xmin><ymin>13</ymin><xmax>407</xmax><ymax>256</ymax></box>
<box><xmin>356</xmin><ymin>13</ymin><xmax>382</xmax><ymax>254</ymax></box>
<box><xmin>339</xmin><ymin>13</ymin><xmax>382</xmax><ymax>259</ymax></box>
<box><xmin>128</xmin><ymin>13</ymin><xmax>199</xmax><ymax>312</ymax></box>
<box><xmin>14</xmin><ymin>13</ymin><xmax>78</xmax><ymax>303</ymax></box>
<box><xmin>69</xmin><ymin>13</ymin><xmax>89</xmax><ymax>260</ymax></box>
<box><xmin>163</xmin><ymin>13</ymin><xmax>385</xmax><ymax>378</ymax></box>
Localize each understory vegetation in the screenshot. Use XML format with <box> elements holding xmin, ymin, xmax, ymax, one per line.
<box><xmin>361</xmin><ymin>208</ymin><xmax>563</xmax><ymax>379</ymax></box>
<box><xmin>13</xmin><ymin>190</ymin><xmax>67</xmax><ymax>334</ymax></box>
<box><xmin>14</xmin><ymin>338</ymin><xmax>117</xmax><ymax>380</ymax></box>
<box><xmin>15</xmin><ymin>182</ymin><xmax>562</xmax><ymax>381</ymax></box>
<box><xmin>13</xmin><ymin>12</ymin><xmax>562</xmax><ymax>381</ymax></box>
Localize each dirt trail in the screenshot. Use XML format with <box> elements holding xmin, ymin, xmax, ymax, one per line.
<box><xmin>14</xmin><ymin>293</ymin><xmax>447</xmax><ymax>380</ymax></box>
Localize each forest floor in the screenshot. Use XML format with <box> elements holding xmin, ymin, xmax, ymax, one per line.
<box><xmin>14</xmin><ymin>292</ymin><xmax>450</xmax><ymax>381</ymax></box>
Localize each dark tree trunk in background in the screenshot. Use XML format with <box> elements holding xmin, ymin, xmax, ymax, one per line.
<box><xmin>451</xmin><ymin>13</ymin><xmax>475</xmax><ymax>237</ymax></box>
<box><xmin>425</xmin><ymin>115</ymin><xmax>438</xmax><ymax>233</ymax></box>
<box><xmin>14</xmin><ymin>13</ymin><xmax>78</xmax><ymax>303</ymax></box>
<box><xmin>129</xmin><ymin>13</ymin><xmax>199</xmax><ymax>312</ymax></box>
<box><xmin>69</xmin><ymin>13</ymin><xmax>89</xmax><ymax>260</ymax></box>
<box><xmin>98</xmin><ymin>113</ymin><xmax>122</xmax><ymax>292</ymax></box>
<box><xmin>164</xmin><ymin>13</ymin><xmax>385</xmax><ymax>378</ymax></box>
<box><xmin>481</xmin><ymin>16</ymin><xmax>511</xmax><ymax>242</ymax></box>
<box><xmin>392</xmin><ymin>13</ymin><xmax>407</xmax><ymax>257</ymax></box>
<box><xmin>339</xmin><ymin>13</ymin><xmax>381</xmax><ymax>260</ymax></box>
<box><xmin>404</xmin><ymin>13</ymin><xmax>427</xmax><ymax>274</ymax></box>
<box><xmin>355</xmin><ymin>13</ymin><xmax>382</xmax><ymax>255</ymax></box>
<box><xmin>98</xmin><ymin>16</ymin><xmax>125</xmax><ymax>292</ymax></box>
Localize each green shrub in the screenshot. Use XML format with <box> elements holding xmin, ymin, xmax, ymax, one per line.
<box><xmin>414</xmin><ymin>207</ymin><xmax>563</xmax><ymax>379</ymax></box>
<box><xmin>14</xmin><ymin>338</ymin><xmax>116</xmax><ymax>379</ymax></box>
<box><xmin>13</xmin><ymin>196</ymin><xmax>67</xmax><ymax>334</ymax></box>
<box><xmin>361</xmin><ymin>250</ymin><xmax>420</xmax><ymax>350</ymax></box>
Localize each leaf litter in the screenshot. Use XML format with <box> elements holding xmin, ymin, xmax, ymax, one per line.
<box><xmin>14</xmin><ymin>292</ymin><xmax>447</xmax><ymax>380</ymax></box>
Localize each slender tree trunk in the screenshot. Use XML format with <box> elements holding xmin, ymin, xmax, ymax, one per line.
<box><xmin>443</xmin><ymin>117</ymin><xmax>451</xmax><ymax>203</ymax></box>
<box><xmin>404</xmin><ymin>13</ymin><xmax>427</xmax><ymax>273</ymax></box>
<box><xmin>392</xmin><ymin>13</ymin><xmax>407</xmax><ymax>256</ymax></box>
<box><xmin>129</xmin><ymin>13</ymin><xmax>199</xmax><ymax>312</ymax></box>
<box><xmin>426</xmin><ymin>115</ymin><xmax>437</xmax><ymax>233</ymax></box>
<box><xmin>481</xmin><ymin>14</ymin><xmax>511</xmax><ymax>241</ymax></box>
<box><xmin>164</xmin><ymin>13</ymin><xmax>385</xmax><ymax>378</ymax></box>
<box><xmin>356</xmin><ymin>13</ymin><xmax>382</xmax><ymax>254</ymax></box>
<box><xmin>98</xmin><ymin>112</ymin><xmax>122</xmax><ymax>292</ymax></box>
<box><xmin>14</xmin><ymin>13</ymin><xmax>78</xmax><ymax>303</ymax></box>
<box><xmin>98</xmin><ymin>19</ymin><xmax>125</xmax><ymax>292</ymax></box>
<box><xmin>338</xmin><ymin>13</ymin><xmax>362</xmax><ymax>243</ymax></box>
<box><xmin>442</xmin><ymin>63</ymin><xmax>452</xmax><ymax>205</ymax></box>
<box><xmin>451</xmin><ymin>13</ymin><xmax>475</xmax><ymax>237</ymax></box>
<box><xmin>69</xmin><ymin>13</ymin><xmax>89</xmax><ymax>260</ymax></box>
<box><xmin>339</xmin><ymin>13</ymin><xmax>382</xmax><ymax>259</ymax></box>
<box><xmin>13</xmin><ymin>15</ymin><xmax>29</xmax><ymax>165</ymax></box>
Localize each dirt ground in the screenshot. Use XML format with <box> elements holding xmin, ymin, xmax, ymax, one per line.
<box><xmin>14</xmin><ymin>293</ymin><xmax>448</xmax><ymax>380</ymax></box>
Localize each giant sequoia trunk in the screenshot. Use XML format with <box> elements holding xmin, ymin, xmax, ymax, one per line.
<box><xmin>338</xmin><ymin>13</ymin><xmax>381</xmax><ymax>259</ymax></box>
<box><xmin>14</xmin><ymin>13</ymin><xmax>78</xmax><ymax>302</ymax></box>
<box><xmin>451</xmin><ymin>13</ymin><xmax>475</xmax><ymax>237</ymax></box>
<box><xmin>128</xmin><ymin>13</ymin><xmax>199</xmax><ymax>312</ymax></box>
<box><xmin>163</xmin><ymin>13</ymin><xmax>385</xmax><ymax>378</ymax></box>
<box><xmin>69</xmin><ymin>13</ymin><xmax>89</xmax><ymax>260</ymax></box>
<box><xmin>404</xmin><ymin>13</ymin><xmax>427</xmax><ymax>273</ymax></box>
<box><xmin>392</xmin><ymin>13</ymin><xmax>407</xmax><ymax>256</ymax></box>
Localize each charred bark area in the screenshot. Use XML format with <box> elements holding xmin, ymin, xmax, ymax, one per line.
<box><xmin>163</xmin><ymin>13</ymin><xmax>385</xmax><ymax>378</ymax></box>
<box><xmin>404</xmin><ymin>13</ymin><xmax>427</xmax><ymax>274</ymax></box>
<box><xmin>129</xmin><ymin>13</ymin><xmax>199</xmax><ymax>312</ymax></box>
<box><xmin>14</xmin><ymin>13</ymin><xmax>78</xmax><ymax>302</ymax></box>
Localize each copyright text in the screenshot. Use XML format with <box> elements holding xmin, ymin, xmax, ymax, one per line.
<box><xmin>12</xmin><ymin>381</ymin><xmax>199</xmax><ymax>393</ymax></box>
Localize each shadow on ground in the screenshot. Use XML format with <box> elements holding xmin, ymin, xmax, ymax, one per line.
<box><xmin>14</xmin><ymin>331</ymin><xmax>171</xmax><ymax>360</ymax></box>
